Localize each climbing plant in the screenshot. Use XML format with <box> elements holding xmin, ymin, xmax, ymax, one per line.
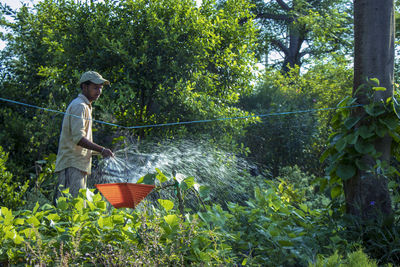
<box><xmin>321</xmin><ymin>78</ymin><xmax>400</xmax><ymax>214</ymax></box>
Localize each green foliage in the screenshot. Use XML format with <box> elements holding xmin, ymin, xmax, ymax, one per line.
<box><xmin>343</xmin><ymin>214</ymin><xmax>400</xmax><ymax>265</ymax></box>
<box><xmin>0</xmin><ymin>0</ymin><xmax>259</xmax><ymax>179</ymax></box>
<box><xmin>0</xmin><ymin>189</ymin><xmax>232</xmax><ymax>265</ymax></box>
<box><xmin>318</xmin><ymin>79</ymin><xmax>400</xmax><ymax>264</ymax></box>
<box><xmin>276</xmin><ymin>165</ymin><xmax>330</xmax><ymax>209</ymax></box>
<box><xmin>199</xmin><ymin>179</ymin><xmax>348</xmax><ymax>266</ymax></box>
<box><xmin>24</xmin><ymin>153</ymin><xmax>57</xmax><ymax>210</ymax></box>
<box><xmin>241</xmin><ymin>61</ymin><xmax>352</xmax><ymax>175</ymax></box>
<box><xmin>0</xmin><ymin>146</ymin><xmax>28</xmax><ymax>209</ymax></box>
<box><xmin>249</xmin><ymin>0</ymin><xmax>352</xmax><ymax>71</ymax></box>
<box><xmin>0</xmin><ymin>1</ymin><xmax>399</xmax><ymax>265</ymax></box>
<box><xmin>311</xmin><ymin>249</ymin><xmax>379</xmax><ymax>267</ymax></box>
<box><xmin>321</xmin><ymin>79</ymin><xmax>400</xmax><ymax>203</ymax></box>
<box><xmin>1</xmin><ymin>167</ymin><xmax>396</xmax><ymax>265</ymax></box>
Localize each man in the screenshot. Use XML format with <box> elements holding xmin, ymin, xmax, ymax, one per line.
<box><xmin>54</xmin><ymin>71</ymin><xmax>114</xmax><ymax>202</ymax></box>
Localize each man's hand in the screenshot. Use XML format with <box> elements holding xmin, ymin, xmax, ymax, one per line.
<box><xmin>77</xmin><ymin>137</ymin><xmax>114</xmax><ymax>158</ymax></box>
<box><xmin>101</xmin><ymin>148</ymin><xmax>114</xmax><ymax>158</ymax></box>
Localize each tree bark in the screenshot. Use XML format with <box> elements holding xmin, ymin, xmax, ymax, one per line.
<box><xmin>345</xmin><ymin>0</ymin><xmax>395</xmax><ymax>217</ymax></box>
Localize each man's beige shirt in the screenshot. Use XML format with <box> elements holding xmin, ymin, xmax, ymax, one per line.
<box><xmin>55</xmin><ymin>94</ymin><xmax>93</xmax><ymax>174</ymax></box>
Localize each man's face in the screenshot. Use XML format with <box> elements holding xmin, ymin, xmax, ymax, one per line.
<box><xmin>83</xmin><ymin>82</ymin><xmax>103</xmax><ymax>102</ymax></box>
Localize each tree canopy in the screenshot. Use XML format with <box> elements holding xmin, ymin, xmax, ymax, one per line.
<box><xmin>249</xmin><ymin>0</ymin><xmax>353</xmax><ymax>72</ymax></box>
<box><xmin>0</xmin><ymin>0</ymin><xmax>258</xmax><ymax>174</ymax></box>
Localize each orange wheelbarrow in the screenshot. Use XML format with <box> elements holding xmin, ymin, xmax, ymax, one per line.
<box><xmin>95</xmin><ymin>183</ymin><xmax>155</xmax><ymax>209</ymax></box>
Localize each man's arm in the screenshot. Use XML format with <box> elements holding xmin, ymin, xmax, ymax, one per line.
<box><xmin>77</xmin><ymin>137</ymin><xmax>114</xmax><ymax>158</ymax></box>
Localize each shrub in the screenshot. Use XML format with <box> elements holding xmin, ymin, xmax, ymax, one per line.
<box><xmin>276</xmin><ymin>165</ymin><xmax>330</xmax><ymax>210</ymax></box>
<box><xmin>0</xmin><ymin>189</ymin><xmax>233</xmax><ymax>265</ymax></box>
<box><xmin>0</xmin><ymin>146</ymin><xmax>28</xmax><ymax>209</ymax></box>
<box><xmin>342</xmin><ymin>214</ymin><xmax>400</xmax><ymax>265</ymax></box>
<box><xmin>311</xmin><ymin>249</ymin><xmax>379</xmax><ymax>267</ymax></box>
<box><xmin>199</xmin><ymin>179</ymin><xmax>349</xmax><ymax>266</ymax></box>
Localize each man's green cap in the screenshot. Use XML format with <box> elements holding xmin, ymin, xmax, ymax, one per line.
<box><xmin>79</xmin><ymin>71</ymin><xmax>110</xmax><ymax>85</ymax></box>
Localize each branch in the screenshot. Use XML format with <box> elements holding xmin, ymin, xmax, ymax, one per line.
<box><xmin>299</xmin><ymin>45</ymin><xmax>340</xmax><ymax>58</ymax></box>
<box><xmin>276</xmin><ymin>0</ymin><xmax>291</xmax><ymax>11</ymax></box>
<box><xmin>270</xmin><ymin>38</ymin><xmax>289</xmax><ymax>56</ymax></box>
<box><xmin>154</xmin><ymin>183</ymin><xmax>176</xmax><ymax>191</ymax></box>
<box><xmin>255</xmin><ymin>12</ymin><xmax>293</xmax><ymax>22</ymax></box>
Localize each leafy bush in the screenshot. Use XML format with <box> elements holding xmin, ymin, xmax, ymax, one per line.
<box><xmin>0</xmin><ymin>189</ymin><xmax>232</xmax><ymax>265</ymax></box>
<box><xmin>276</xmin><ymin>165</ymin><xmax>330</xmax><ymax>210</ymax></box>
<box><xmin>0</xmin><ymin>146</ymin><xmax>28</xmax><ymax>209</ymax></box>
<box><xmin>23</xmin><ymin>153</ymin><xmax>58</xmax><ymax>210</ymax></box>
<box><xmin>311</xmin><ymin>249</ymin><xmax>379</xmax><ymax>267</ymax></box>
<box><xmin>240</xmin><ymin>62</ymin><xmax>352</xmax><ymax>176</ymax></box>
<box><xmin>342</xmin><ymin>214</ymin><xmax>400</xmax><ymax>265</ymax></box>
<box><xmin>1</xmin><ymin>168</ymin><xmax>396</xmax><ymax>266</ymax></box>
<box><xmin>0</xmin><ymin>0</ymin><xmax>258</xmax><ymax>177</ymax></box>
<box><xmin>199</xmin><ymin>179</ymin><xmax>349</xmax><ymax>266</ymax></box>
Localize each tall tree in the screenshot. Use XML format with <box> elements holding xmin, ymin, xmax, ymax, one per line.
<box><xmin>344</xmin><ymin>0</ymin><xmax>395</xmax><ymax>216</ymax></box>
<box><xmin>249</xmin><ymin>0</ymin><xmax>352</xmax><ymax>72</ymax></box>
<box><xmin>0</xmin><ymin>0</ymin><xmax>258</xmax><ymax>175</ymax></box>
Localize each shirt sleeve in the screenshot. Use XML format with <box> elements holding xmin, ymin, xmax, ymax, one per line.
<box><xmin>69</xmin><ymin>103</ymin><xmax>88</xmax><ymax>145</ymax></box>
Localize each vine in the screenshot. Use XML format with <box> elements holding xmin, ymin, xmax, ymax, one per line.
<box><xmin>320</xmin><ymin>78</ymin><xmax>400</xmax><ymax>202</ymax></box>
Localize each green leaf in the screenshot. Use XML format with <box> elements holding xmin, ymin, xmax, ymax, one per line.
<box><xmin>93</xmin><ymin>193</ymin><xmax>102</xmax><ymax>202</ymax></box>
<box><xmin>0</xmin><ymin>206</ymin><xmax>8</xmax><ymax>216</ymax></box>
<box><xmin>32</xmin><ymin>202</ymin><xmax>40</xmax><ymax>213</ymax></box>
<box><xmin>97</xmin><ymin>216</ymin><xmax>104</xmax><ymax>229</ymax></box>
<box><xmin>57</xmin><ymin>197</ymin><xmax>68</xmax><ymax>210</ymax></box>
<box><xmin>346</xmin><ymin>132</ymin><xmax>358</xmax><ymax>145</ymax></box>
<box><xmin>14</xmin><ymin>218</ymin><xmax>25</xmax><ymax>225</ymax></box>
<box><xmin>158</xmin><ymin>199</ymin><xmax>174</xmax><ymax>212</ymax></box>
<box><xmin>47</xmin><ymin>213</ymin><xmax>60</xmax><ymax>222</ymax></box>
<box><xmin>181</xmin><ymin>176</ymin><xmax>196</xmax><ymax>190</ymax></box>
<box><xmin>369</xmin><ymin>78</ymin><xmax>380</xmax><ymax>86</ymax></box>
<box><xmin>199</xmin><ymin>185</ymin><xmax>211</xmax><ymax>200</ymax></box>
<box><xmin>21</xmin><ymin>228</ymin><xmax>34</xmax><ymax>238</ymax></box>
<box><xmin>112</xmin><ymin>135</ymin><xmax>126</xmax><ymax>145</ymax></box>
<box><xmin>101</xmin><ymin>217</ymin><xmax>113</xmax><ymax>228</ymax></box>
<box><xmin>278</xmin><ymin>240</ymin><xmax>293</xmax><ymax>247</ymax></box>
<box><xmin>365</xmin><ymin>104</ymin><xmax>386</xmax><ymax>117</ymax></box>
<box><xmin>357</xmin><ymin>125</ymin><xmax>374</xmax><ymax>139</ymax></box>
<box><xmin>13</xmin><ymin>234</ymin><xmax>24</xmax><ymax>245</ymax></box>
<box><xmin>320</xmin><ymin>148</ymin><xmax>331</xmax><ymax>163</ymax></box>
<box><xmin>96</xmin><ymin>201</ymin><xmax>107</xmax><ymax>210</ymax></box>
<box><xmin>375</xmin><ymin>126</ymin><xmax>387</xmax><ymax>137</ymax></box>
<box><xmin>331</xmin><ymin>185</ymin><xmax>342</xmax><ymax>199</ymax></box>
<box><xmin>55</xmin><ymin>225</ymin><xmax>65</xmax><ymax>233</ymax></box>
<box><xmin>74</xmin><ymin>199</ymin><xmax>84</xmax><ymax>211</ymax></box>
<box><xmin>335</xmin><ymin>137</ymin><xmax>347</xmax><ymax>151</ymax></box>
<box><xmin>389</xmin><ymin>131</ymin><xmax>400</xmax><ymax>143</ymax></box>
<box><xmin>27</xmin><ymin>216</ymin><xmax>41</xmax><ymax>227</ymax></box>
<box><xmin>379</xmin><ymin>117</ymin><xmax>398</xmax><ymax>130</ymax></box>
<box><xmin>355</xmin><ymin>139</ymin><xmax>375</xmax><ymax>154</ymax></box>
<box><xmin>329</xmin><ymin>150</ymin><xmax>345</xmax><ymax>164</ymax></box>
<box><xmin>336</xmin><ymin>163</ymin><xmax>356</xmax><ymax>180</ymax></box>
<box><xmin>1</xmin><ymin>207</ymin><xmax>13</xmax><ymax>225</ymax></box>
<box><xmin>155</xmin><ymin>168</ymin><xmax>168</xmax><ymax>183</ymax></box>
<box><xmin>137</xmin><ymin>173</ymin><xmax>156</xmax><ymax>185</ymax></box>
<box><xmin>372</xmin><ymin>87</ymin><xmax>386</xmax><ymax>91</ymax></box>
<box><xmin>112</xmin><ymin>215</ymin><xmax>124</xmax><ymax>224</ymax></box>
<box><xmin>344</xmin><ymin>116</ymin><xmax>361</xmax><ymax>129</ymax></box>
<box><xmin>164</xmin><ymin>214</ymin><xmax>180</xmax><ymax>226</ymax></box>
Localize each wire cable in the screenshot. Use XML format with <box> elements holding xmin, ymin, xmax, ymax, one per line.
<box><xmin>0</xmin><ymin>96</ymin><xmax>363</xmax><ymax>129</ymax></box>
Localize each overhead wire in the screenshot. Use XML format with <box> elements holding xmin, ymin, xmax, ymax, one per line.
<box><xmin>0</xmin><ymin>96</ymin><xmax>363</xmax><ymax>129</ymax></box>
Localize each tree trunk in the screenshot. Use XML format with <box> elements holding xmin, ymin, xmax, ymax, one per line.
<box><xmin>281</xmin><ymin>27</ymin><xmax>305</xmax><ymax>73</ymax></box>
<box><xmin>345</xmin><ymin>0</ymin><xmax>395</xmax><ymax>217</ymax></box>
